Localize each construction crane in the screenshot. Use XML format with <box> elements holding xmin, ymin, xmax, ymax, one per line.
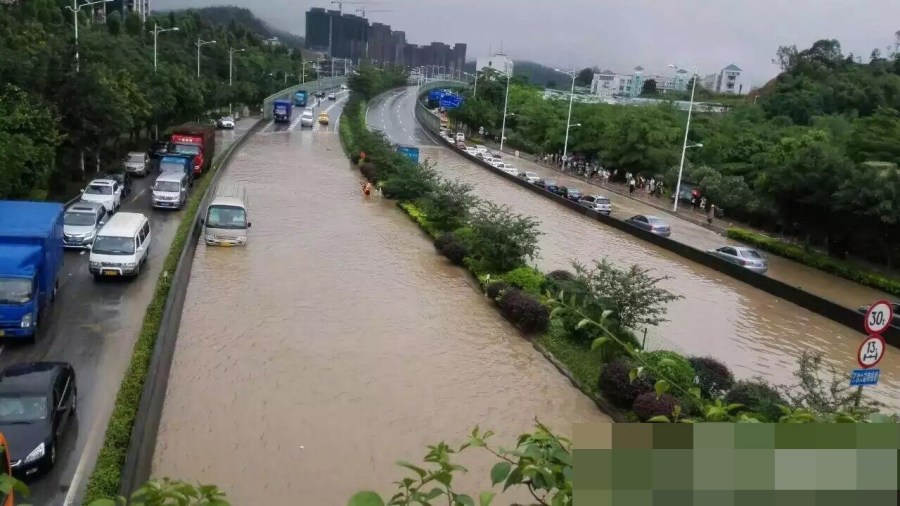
<box><xmin>356</xmin><ymin>8</ymin><xmax>393</xmax><ymax>18</ymax></box>
<box><xmin>330</xmin><ymin>0</ymin><xmax>374</xmax><ymax>14</ymax></box>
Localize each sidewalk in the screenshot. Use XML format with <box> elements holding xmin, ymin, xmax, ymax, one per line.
<box><xmin>480</xmin><ymin>139</ymin><xmax>734</xmax><ymax>235</ymax></box>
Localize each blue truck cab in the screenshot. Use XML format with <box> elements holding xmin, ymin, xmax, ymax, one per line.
<box><xmin>293</xmin><ymin>90</ymin><xmax>308</xmax><ymax>107</ymax></box>
<box><xmin>273</xmin><ymin>99</ymin><xmax>293</xmax><ymax>123</ymax></box>
<box><xmin>0</xmin><ymin>201</ymin><xmax>65</xmax><ymax>342</ymax></box>
<box><xmin>159</xmin><ymin>153</ymin><xmax>196</xmax><ymax>186</ymax></box>
<box><xmin>396</xmin><ymin>145</ymin><xmax>420</xmax><ymax>164</ymax></box>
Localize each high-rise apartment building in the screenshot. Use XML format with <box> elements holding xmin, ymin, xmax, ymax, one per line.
<box><xmin>304</xmin><ymin>6</ymin><xmax>465</xmax><ymax>69</ymax></box>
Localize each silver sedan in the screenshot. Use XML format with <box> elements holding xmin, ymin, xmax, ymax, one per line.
<box><xmin>708</xmin><ymin>246</ymin><xmax>769</xmax><ymax>274</ymax></box>
<box><xmin>625</xmin><ymin>215</ymin><xmax>671</xmax><ymax>237</ymax></box>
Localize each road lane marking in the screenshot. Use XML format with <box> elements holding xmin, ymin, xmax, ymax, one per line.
<box><xmin>62</xmin><ymin>416</ymin><xmax>106</xmax><ymax>505</ymax></box>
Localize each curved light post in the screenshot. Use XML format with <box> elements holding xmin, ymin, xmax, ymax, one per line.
<box><xmin>463</xmin><ymin>71</ymin><xmax>478</xmax><ymax>97</ymax></box>
<box><xmin>67</xmin><ymin>0</ymin><xmax>113</xmax><ymax>73</ymax></box>
<box><xmin>151</xmin><ymin>23</ymin><xmax>180</xmax><ymax>72</ymax></box>
<box><xmin>669</xmin><ymin>64</ymin><xmax>700</xmax><ymax>212</ymax></box>
<box><xmin>555</xmin><ymin>68</ymin><xmax>578</xmax><ymax>169</ymax></box>
<box><xmin>195</xmin><ymin>37</ymin><xmax>217</xmax><ymax>78</ymax></box>
<box><xmin>499</xmin><ymin>60</ymin><xmax>512</xmax><ymax>152</ymax></box>
<box><xmin>228</xmin><ymin>48</ymin><xmax>245</xmax><ymax>116</ymax></box>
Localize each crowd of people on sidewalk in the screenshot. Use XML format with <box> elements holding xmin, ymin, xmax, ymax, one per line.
<box><xmin>532</xmin><ymin>151</ymin><xmax>720</xmax><ymax>227</ymax></box>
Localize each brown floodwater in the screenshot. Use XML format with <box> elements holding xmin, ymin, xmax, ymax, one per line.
<box><xmin>417</xmin><ymin>146</ymin><xmax>899</xmax><ymax>411</ymax></box>
<box><xmin>151</xmin><ymin>119</ymin><xmax>610</xmax><ymax>504</ymax></box>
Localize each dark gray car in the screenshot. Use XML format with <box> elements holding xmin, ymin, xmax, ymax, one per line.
<box><xmin>708</xmin><ymin>246</ymin><xmax>768</xmax><ymax>274</ymax></box>
<box><xmin>625</xmin><ymin>215</ymin><xmax>671</xmax><ymax>237</ymax></box>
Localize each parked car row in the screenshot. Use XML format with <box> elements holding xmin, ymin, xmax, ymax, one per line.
<box><xmin>442</xmin><ymin>132</ymin><xmax>770</xmax><ymax>275</ymax></box>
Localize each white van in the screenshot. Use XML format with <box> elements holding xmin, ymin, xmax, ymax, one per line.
<box><xmin>151</xmin><ymin>171</ymin><xmax>189</xmax><ymax>209</ymax></box>
<box><xmin>88</xmin><ymin>212</ymin><xmax>151</xmax><ymax>279</ymax></box>
<box><xmin>201</xmin><ymin>184</ymin><xmax>250</xmax><ymax>246</ymax></box>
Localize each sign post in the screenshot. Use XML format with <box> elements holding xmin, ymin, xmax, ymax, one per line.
<box><xmin>852</xmin><ymin>301</ymin><xmax>892</xmax><ymax>407</ymax></box>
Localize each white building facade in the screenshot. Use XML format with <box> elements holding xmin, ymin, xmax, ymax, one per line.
<box><xmin>702</xmin><ymin>64</ymin><xmax>743</xmax><ymax>94</ymax></box>
<box><xmin>476</xmin><ymin>53</ymin><xmax>514</xmax><ymax>77</ymax></box>
<box><xmin>590</xmin><ymin>66</ymin><xmax>691</xmax><ymax>99</ymax></box>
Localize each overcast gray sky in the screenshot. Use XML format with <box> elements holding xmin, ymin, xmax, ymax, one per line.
<box><xmin>155</xmin><ymin>0</ymin><xmax>900</xmax><ymax>86</ymax></box>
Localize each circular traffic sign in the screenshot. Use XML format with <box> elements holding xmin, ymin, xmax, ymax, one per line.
<box><xmin>858</xmin><ymin>335</ymin><xmax>886</xmax><ymax>369</ymax></box>
<box><xmin>864</xmin><ymin>300</ymin><xmax>894</xmax><ymax>335</ymax></box>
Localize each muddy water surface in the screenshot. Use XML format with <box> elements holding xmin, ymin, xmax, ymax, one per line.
<box><xmin>152</xmin><ymin>125</ymin><xmax>609</xmax><ymax>504</ymax></box>
<box><xmin>418</xmin><ymin>146</ymin><xmax>900</xmax><ymax>411</ymax></box>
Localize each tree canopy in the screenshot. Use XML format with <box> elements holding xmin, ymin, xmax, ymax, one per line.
<box><xmin>0</xmin><ymin>2</ymin><xmax>316</xmax><ymax>200</ymax></box>
<box><xmin>449</xmin><ymin>37</ymin><xmax>900</xmax><ymax>266</ymax></box>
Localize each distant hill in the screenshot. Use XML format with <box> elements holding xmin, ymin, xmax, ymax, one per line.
<box><xmin>153</xmin><ymin>6</ymin><xmax>305</xmax><ymax>50</ymax></box>
<box><xmin>464</xmin><ymin>60</ymin><xmax>566</xmax><ymax>89</ymax></box>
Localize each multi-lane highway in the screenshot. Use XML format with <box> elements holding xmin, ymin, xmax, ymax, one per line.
<box><xmin>367</xmin><ymin>86</ymin><xmax>900</xmax><ymax>411</ymax></box>
<box><xmin>0</xmin><ymin>118</ymin><xmax>255</xmax><ymax>506</ymax></box>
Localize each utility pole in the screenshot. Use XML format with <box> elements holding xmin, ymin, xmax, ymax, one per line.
<box><xmin>195</xmin><ymin>37</ymin><xmax>217</xmax><ymax>79</ymax></box>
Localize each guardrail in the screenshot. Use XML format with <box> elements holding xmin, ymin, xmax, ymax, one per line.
<box><xmin>412</xmin><ymin>88</ymin><xmax>900</xmax><ymax>348</ymax></box>
<box><xmin>262</xmin><ymin>77</ymin><xmax>348</xmax><ymax>119</ymax></box>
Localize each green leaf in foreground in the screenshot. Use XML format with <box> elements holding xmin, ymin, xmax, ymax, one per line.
<box><xmin>348</xmin><ymin>491</ymin><xmax>385</xmax><ymax>506</ymax></box>
<box><xmin>490</xmin><ymin>461</ymin><xmax>512</xmax><ymax>485</ymax></box>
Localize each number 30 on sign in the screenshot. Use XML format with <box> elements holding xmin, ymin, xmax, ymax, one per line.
<box><xmin>864</xmin><ymin>300</ymin><xmax>894</xmax><ymax>335</ymax></box>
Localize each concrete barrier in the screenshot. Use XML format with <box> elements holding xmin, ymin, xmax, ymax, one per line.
<box><xmin>117</xmin><ymin>118</ymin><xmax>268</xmax><ymax>496</ymax></box>
<box><xmin>262</xmin><ymin>77</ymin><xmax>348</xmax><ymax>120</ymax></box>
<box><xmin>413</xmin><ymin>94</ymin><xmax>900</xmax><ymax>348</ymax></box>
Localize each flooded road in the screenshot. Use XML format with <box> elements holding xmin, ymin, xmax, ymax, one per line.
<box><xmin>369</xmin><ymin>87</ymin><xmax>900</xmax><ymax>412</ymax></box>
<box><xmin>152</xmin><ymin>101</ymin><xmax>609</xmax><ymax>503</ymax></box>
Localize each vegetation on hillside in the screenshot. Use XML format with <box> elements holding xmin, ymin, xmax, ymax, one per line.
<box><xmin>0</xmin><ymin>1</ymin><xmax>313</xmax><ymax>201</ymax></box>
<box><xmin>452</xmin><ymin>38</ymin><xmax>900</xmax><ymax>267</ymax></box>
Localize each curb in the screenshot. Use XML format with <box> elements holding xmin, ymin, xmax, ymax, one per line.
<box><xmin>412</xmin><ymin>96</ymin><xmax>900</xmax><ymax>348</ymax></box>
<box><xmin>116</xmin><ymin>118</ymin><xmax>267</xmax><ymax>496</ymax></box>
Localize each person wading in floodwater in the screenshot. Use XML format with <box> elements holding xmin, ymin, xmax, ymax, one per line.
<box><xmin>362</xmin><ymin>181</ymin><xmax>373</xmax><ymax>197</ymax></box>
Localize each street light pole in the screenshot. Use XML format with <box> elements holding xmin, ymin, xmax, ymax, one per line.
<box><xmin>500</xmin><ymin>62</ymin><xmax>511</xmax><ymax>152</ymax></box>
<box><xmin>228</xmin><ymin>48</ymin><xmax>244</xmax><ymax>116</ymax></box>
<box><xmin>67</xmin><ymin>0</ymin><xmax>112</xmax><ymax>73</ymax></box>
<box><xmin>152</xmin><ymin>23</ymin><xmax>180</xmax><ymax>73</ymax></box>
<box><xmin>555</xmin><ymin>68</ymin><xmax>577</xmax><ymax>170</ymax></box>
<box><xmin>195</xmin><ymin>37</ymin><xmax>216</xmax><ymax>79</ymax></box>
<box><xmin>671</xmin><ymin>64</ymin><xmax>698</xmax><ymax>212</ymax></box>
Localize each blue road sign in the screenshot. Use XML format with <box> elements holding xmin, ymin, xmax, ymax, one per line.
<box><xmin>396</xmin><ymin>145</ymin><xmax>420</xmax><ymax>164</ymax></box>
<box><xmin>850</xmin><ymin>368</ymin><xmax>880</xmax><ymax>386</ymax></box>
<box><xmin>440</xmin><ymin>95</ymin><xmax>463</xmax><ymax>110</ymax></box>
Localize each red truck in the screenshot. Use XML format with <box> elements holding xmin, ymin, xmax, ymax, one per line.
<box><xmin>169</xmin><ymin>123</ymin><xmax>216</xmax><ymax>176</ymax></box>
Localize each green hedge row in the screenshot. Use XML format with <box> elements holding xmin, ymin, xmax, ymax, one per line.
<box><xmin>82</xmin><ymin>124</ymin><xmax>257</xmax><ymax>502</ymax></box>
<box><xmin>726</xmin><ymin>227</ymin><xmax>900</xmax><ymax>297</ymax></box>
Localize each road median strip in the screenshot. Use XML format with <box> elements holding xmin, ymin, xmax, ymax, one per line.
<box><xmin>82</xmin><ymin>119</ymin><xmax>264</xmax><ymax>503</ymax></box>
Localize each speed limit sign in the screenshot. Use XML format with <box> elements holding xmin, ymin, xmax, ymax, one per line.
<box><xmin>864</xmin><ymin>300</ymin><xmax>894</xmax><ymax>335</ymax></box>
<box><xmin>858</xmin><ymin>335</ymin><xmax>886</xmax><ymax>368</ymax></box>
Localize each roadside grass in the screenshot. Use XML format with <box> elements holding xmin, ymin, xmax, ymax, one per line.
<box><xmin>727</xmin><ymin>227</ymin><xmax>900</xmax><ymax>298</ymax></box>
<box><xmin>82</xmin><ymin>123</ymin><xmax>257</xmax><ymax>502</ymax></box>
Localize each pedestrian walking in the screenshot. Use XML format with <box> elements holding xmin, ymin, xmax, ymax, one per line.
<box><xmin>628</xmin><ymin>177</ymin><xmax>636</xmax><ymax>196</ymax></box>
<box><xmin>700</xmin><ymin>197</ymin><xmax>707</xmax><ymax>213</ymax></box>
<box><xmin>707</xmin><ymin>204</ymin><xmax>715</xmax><ymax>226</ymax></box>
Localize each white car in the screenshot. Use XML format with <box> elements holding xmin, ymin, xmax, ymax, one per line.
<box><xmin>80</xmin><ymin>179</ymin><xmax>122</xmax><ymax>214</ymax></box>
<box><xmin>124</xmin><ymin>152</ymin><xmax>149</xmax><ymax>177</ymax></box>
<box><xmin>328</xmin><ymin>93</ymin><xmax>336</xmax><ymax>100</ymax></box>
<box><xmin>340</xmin><ymin>84</ymin><xmax>348</xmax><ymax>90</ymax></box>
<box><xmin>519</xmin><ymin>172</ymin><xmax>541</xmax><ymax>184</ymax></box>
<box><xmin>217</xmin><ymin>116</ymin><xmax>235</xmax><ymax>129</ymax></box>
<box><xmin>500</xmin><ymin>165</ymin><xmax>518</xmax><ymax>176</ymax></box>
<box><xmin>300</xmin><ymin>110</ymin><xmax>315</xmax><ymax>128</ymax></box>
<box><xmin>455</xmin><ymin>132</ymin><xmax>465</xmax><ymax>142</ymax></box>
<box><xmin>464</xmin><ymin>147</ymin><xmax>478</xmax><ymax>156</ymax></box>
<box><xmin>579</xmin><ymin>195</ymin><xmax>612</xmax><ymax>215</ymax></box>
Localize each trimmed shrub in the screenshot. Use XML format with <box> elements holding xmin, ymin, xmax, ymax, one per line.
<box><xmin>597</xmin><ymin>356</ymin><xmax>654</xmax><ymax>409</ymax></box>
<box><xmin>359</xmin><ymin>162</ymin><xmax>377</xmax><ymax>181</ymax></box>
<box><xmin>689</xmin><ymin>356</ymin><xmax>735</xmax><ymax>398</ymax></box>
<box><xmin>498</xmin><ymin>266</ymin><xmax>545</xmax><ymax>296</ymax></box>
<box><xmin>542</xmin><ymin>269</ymin><xmax>576</xmax><ymax>294</ymax></box>
<box><xmin>632</xmin><ymin>392</ymin><xmax>680</xmax><ymax>422</ymax></box>
<box><xmin>499</xmin><ymin>289</ymin><xmax>549</xmax><ymax>333</ymax></box>
<box><xmin>434</xmin><ymin>233</ymin><xmax>468</xmax><ymax>266</ymax></box>
<box><xmin>640</xmin><ymin>350</ymin><xmax>696</xmax><ymax>394</ymax></box>
<box><xmin>485</xmin><ymin>281</ymin><xmax>511</xmax><ymax>302</ymax></box>
<box><xmin>724</xmin><ymin>380</ymin><xmax>788</xmax><ymax>422</ymax></box>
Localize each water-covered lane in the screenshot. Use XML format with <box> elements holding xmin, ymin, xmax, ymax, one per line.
<box><xmin>370</xmin><ymin>87</ymin><xmax>899</xmax><ymax>411</ymax></box>
<box><xmin>152</xmin><ymin>110</ymin><xmax>609</xmax><ymax>503</ymax></box>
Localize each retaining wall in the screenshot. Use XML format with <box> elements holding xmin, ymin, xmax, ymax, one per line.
<box><xmin>413</xmin><ymin>95</ymin><xmax>900</xmax><ymax>348</ymax></box>
<box><xmin>117</xmin><ymin>118</ymin><xmax>268</xmax><ymax>496</ymax></box>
